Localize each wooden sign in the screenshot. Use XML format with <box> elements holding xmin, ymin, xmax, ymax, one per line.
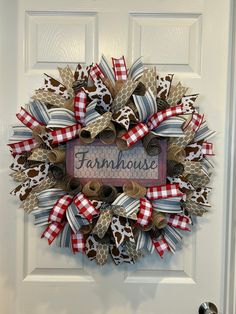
<box><xmin>66</xmin><ymin>140</ymin><xmax>167</xmax><ymax>187</ymax></box>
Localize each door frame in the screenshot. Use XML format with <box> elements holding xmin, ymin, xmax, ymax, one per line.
<box><xmin>224</xmin><ymin>0</ymin><xmax>236</xmax><ymax>312</ymax></box>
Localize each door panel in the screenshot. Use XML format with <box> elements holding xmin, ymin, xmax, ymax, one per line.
<box><xmin>0</xmin><ymin>0</ymin><xmax>230</xmax><ymax>313</ymax></box>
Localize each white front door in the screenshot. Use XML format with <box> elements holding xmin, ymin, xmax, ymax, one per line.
<box><xmin>0</xmin><ymin>0</ymin><xmax>231</xmax><ymax>313</ymax></box>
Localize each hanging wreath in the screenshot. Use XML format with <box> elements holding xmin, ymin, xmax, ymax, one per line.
<box><xmin>8</xmin><ymin>56</ymin><xmax>215</xmax><ymax>265</ymax></box>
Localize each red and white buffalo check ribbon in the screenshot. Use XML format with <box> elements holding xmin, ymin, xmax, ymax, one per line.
<box><xmin>183</xmin><ymin>113</ymin><xmax>204</xmax><ymax>132</ymax></box>
<box><xmin>89</xmin><ymin>64</ymin><xmax>105</xmax><ymax>81</ymax></box>
<box><xmin>49</xmin><ymin>195</ymin><xmax>73</xmax><ymax>223</ymax></box>
<box><xmin>74</xmin><ymin>90</ymin><xmax>87</xmax><ymax>125</ymax></box>
<box><xmin>112</xmin><ymin>56</ymin><xmax>128</xmax><ymax>81</ymax></box>
<box><xmin>202</xmin><ymin>142</ymin><xmax>214</xmax><ymax>156</ymax></box>
<box><xmin>41</xmin><ymin>221</ymin><xmax>64</xmax><ymax>245</ymax></box>
<box><xmin>121</xmin><ymin>123</ymin><xmax>149</xmax><ymax>147</ymax></box>
<box><xmin>8</xmin><ymin>138</ymin><xmax>38</xmax><ymax>155</ymax></box>
<box><xmin>147</xmin><ymin>106</ymin><xmax>183</xmax><ymax>131</ymax></box>
<box><xmin>152</xmin><ymin>236</ymin><xmax>170</xmax><ymax>258</ymax></box>
<box><xmin>16</xmin><ymin>107</ymin><xmax>44</xmax><ymax>130</ymax></box>
<box><xmin>50</xmin><ymin>124</ymin><xmax>81</xmax><ymax>144</ymax></box>
<box><xmin>73</xmin><ymin>192</ymin><xmax>99</xmax><ymax>222</ymax></box>
<box><xmin>146</xmin><ymin>184</ymin><xmax>184</xmax><ymax>200</ymax></box>
<box><xmin>136</xmin><ymin>198</ymin><xmax>153</xmax><ymax>227</ymax></box>
<box><xmin>71</xmin><ymin>231</ymin><xmax>85</xmax><ymax>253</ymax></box>
<box><xmin>166</xmin><ymin>214</ymin><xmax>191</xmax><ymax>231</ymax></box>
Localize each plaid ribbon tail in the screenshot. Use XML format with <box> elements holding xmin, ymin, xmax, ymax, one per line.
<box><xmin>41</xmin><ymin>222</ymin><xmax>64</xmax><ymax>245</ymax></box>
<box><xmin>89</xmin><ymin>63</ymin><xmax>105</xmax><ymax>81</ymax></box>
<box><xmin>166</xmin><ymin>214</ymin><xmax>191</xmax><ymax>231</ymax></box>
<box><xmin>146</xmin><ymin>184</ymin><xmax>184</xmax><ymax>200</ymax></box>
<box><xmin>121</xmin><ymin>123</ymin><xmax>149</xmax><ymax>147</ymax></box>
<box><xmin>16</xmin><ymin>107</ymin><xmax>44</xmax><ymax>130</ymax></box>
<box><xmin>112</xmin><ymin>56</ymin><xmax>128</xmax><ymax>81</ymax></box>
<box><xmin>50</xmin><ymin>124</ymin><xmax>81</xmax><ymax>144</ymax></box>
<box><xmin>49</xmin><ymin>195</ymin><xmax>73</xmax><ymax>223</ymax></box>
<box><xmin>151</xmin><ymin>235</ymin><xmax>170</xmax><ymax>258</ymax></box>
<box><xmin>147</xmin><ymin>106</ymin><xmax>183</xmax><ymax>131</ymax></box>
<box><xmin>8</xmin><ymin>138</ymin><xmax>38</xmax><ymax>155</ymax></box>
<box><xmin>74</xmin><ymin>90</ymin><xmax>87</xmax><ymax>125</ymax></box>
<box><xmin>71</xmin><ymin>231</ymin><xmax>85</xmax><ymax>253</ymax></box>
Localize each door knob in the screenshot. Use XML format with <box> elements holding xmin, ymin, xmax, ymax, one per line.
<box><xmin>199</xmin><ymin>302</ymin><xmax>218</xmax><ymax>314</ymax></box>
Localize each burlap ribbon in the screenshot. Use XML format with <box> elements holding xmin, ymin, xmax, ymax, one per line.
<box><xmin>92</xmin><ymin>204</ymin><xmax>135</xmax><ymax>248</ymax></box>
<box><xmin>167</xmin><ymin>160</ymin><xmax>184</xmax><ymax>177</ymax></box>
<box><xmin>28</xmin><ymin>148</ymin><xmax>51</xmax><ymax>162</ymax></box>
<box><xmin>142</xmin><ymin>132</ymin><xmax>161</xmax><ymax>156</ymax></box>
<box><xmin>123</xmin><ymin>181</ymin><xmax>146</xmax><ymax>199</ymax></box>
<box><xmin>49</xmin><ymin>163</ymin><xmax>66</xmax><ymax>180</ymax></box>
<box><xmin>82</xmin><ymin>181</ymin><xmax>102</xmax><ymax>200</ymax></box>
<box><xmin>48</xmin><ymin>149</ymin><xmax>66</xmax><ymax>163</ymax></box>
<box><xmin>151</xmin><ymin>211</ymin><xmax>167</xmax><ymax>229</ymax></box>
<box><xmin>98</xmin><ymin>185</ymin><xmax>118</xmax><ymax>203</ymax></box>
<box><xmin>115</xmin><ymin>129</ymin><xmax>129</xmax><ymax>151</ymax></box>
<box><xmin>79</xmin><ymin>112</ymin><xmax>112</xmax><ymax>143</ymax></box>
<box><xmin>98</xmin><ymin>122</ymin><xmax>116</xmax><ymax>144</ymax></box>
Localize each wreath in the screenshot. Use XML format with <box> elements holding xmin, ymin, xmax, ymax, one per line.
<box><xmin>8</xmin><ymin>56</ymin><xmax>215</xmax><ymax>265</ymax></box>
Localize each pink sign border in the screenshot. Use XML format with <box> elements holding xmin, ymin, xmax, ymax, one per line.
<box><xmin>66</xmin><ymin>139</ymin><xmax>167</xmax><ymax>187</ymax></box>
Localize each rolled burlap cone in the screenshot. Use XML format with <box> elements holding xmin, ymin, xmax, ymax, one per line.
<box><xmin>80</xmin><ymin>224</ymin><xmax>93</xmax><ymax>234</ymax></box>
<box><xmin>62</xmin><ymin>98</ymin><xmax>74</xmax><ymax>112</ymax></box>
<box><xmin>63</xmin><ymin>176</ymin><xmax>82</xmax><ymax>195</ymax></box>
<box><xmin>123</xmin><ymin>180</ymin><xmax>146</xmax><ymax>199</ymax></box>
<box><xmin>167</xmin><ymin>144</ymin><xmax>186</xmax><ymax>163</ymax></box>
<box><xmin>142</xmin><ymin>132</ymin><xmax>161</xmax><ymax>156</ymax></box>
<box><xmin>98</xmin><ymin>185</ymin><xmax>117</xmax><ymax>203</ymax></box>
<box><xmin>137</xmin><ymin>221</ymin><xmax>154</xmax><ymax>232</ymax></box>
<box><xmin>48</xmin><ymin>149</ymin><xmax>66</xmax><ymax>163</ymax></box>
<box><xmin>79</xmin><ymin>129</ymin><xmax>95</xmax><ymax>144</ymax></box>
<box><xmin>99</xmin><ymin>122</ymin><xmax>116</xmax><ymax>145</ymax></box>
<box><xmin>115</xmin><ymin>129</ymin><xmax>129</xmax><ymax>151</ymax></box>
<box><xmin>32</xmin><ymin>125</ymin><xmax>47</xmax><ymax>145</ymax></box>
<box><xmin>49</xmin><ymin>163</ymin><xmax>66</xmax><ymax>180</ymax></box>
<box><xmin>82</xmin><ymin>181</ymin><xmax>102</xmax><ymax>199</ymax></box>
<box><xmin>151</xmin><ymin>211</ymin><xmax>167</xmax><ymax>229</ymax></box>
<box><xmin>167</xmin><ymin>160</ymin><xmax>184</xmax><ymax>177</ymax></box>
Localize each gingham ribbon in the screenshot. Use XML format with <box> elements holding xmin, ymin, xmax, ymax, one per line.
<box><xmin>16</xmin><ymin>107</ymin><xmax>44</xmax><ymax>130</ymax></box>
<box><xmin>146</xmin><ymin>184</ymin><xmax>184</xmax><ymax>200</ymax></box>
<box><xmin>147</xmin><ymin>106</ymin><xmax>183</xmax><ymax>131</ymax></box>
<box><xmin>49</xmin><ymin>195</ymin><xmax>74</xmax><ymax>223</ymax></box>
<box><xmin>121</xmin><ymin>123</ymin><xmax>149</xmax><ymax>147</ymax></box>
<box><xmin>74</xmin><ymin>90</ymin><xmax>87</xmax><ymax>125</ymax></box>
<box><xmin>41</xmin><ymin>221</ymin><xmax>64</xmax><ymax>245</ymax></box>
<box><xmin>136</xmin><ymin>198</ymin><xmax>153</xmax><ymax>227</ymax></box>
<box><xmin>184</xmin><ymin>113</ymin><xmax>204</xmax><ymax>132</ymax></box>
<box><xmin>50</xmin><ymin>124</ymin><xmax>81</xmax><ymax>144</ymax></box>
<box><xmin>112</xmin><ymin>56</ymin><xmax>128</xmax><ymax>81</ymax></box>
<box><xmin>166</xmin><ymin>214</ymin><xmax>191</xmax><ymax>231</ymax></box>
<box><xmin>202</xmin><ymin>142</ymin><xmax>214</xmax><ymax>156</ymax></box>
<box><xmin>8</xmin><ymin>138</ymin><xmax>38</xmax><ymax>155</ymax></box>
<box><xmin>71</xmin><ymin>231</ymin><xmax>85</xmax><ymax>253</ymax></box>
<box><xmin>151</xmin><ymin>235</ymin><xmax>170</xmax><ymax>258</ymax></box>
<box><xmin>89</xmin><ymin>63</ymin><xmax>105</xmax><ymax>81</ymax></box>
<box><xmin>73</xmin><ymin>192</ymin><xmax>99</xmax><ymax>222</ymax></box>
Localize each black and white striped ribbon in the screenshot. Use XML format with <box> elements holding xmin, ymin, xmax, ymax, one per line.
<box><xmin>47</xmin><ymin>108</ymin><xmax>76</xmax><ymax>128</ymax></box>
<box><xmin>112</xmin><ymin>193</ymin><xmax>140</xmax><ymax>216</ymax></box>
<box><xmin>152</xmin><ymin>197</ymin><xmax>183</xmax><ymax>213</ymax></box>
<box><xmin>25</xmin><ymin>100</ymin><xmax>50</xmax><ymax>125</ymax></box>
<box><xmin>128</xmin><ymin>57</ymin><xmax>144</xmax><ymax>81</ymax></box>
